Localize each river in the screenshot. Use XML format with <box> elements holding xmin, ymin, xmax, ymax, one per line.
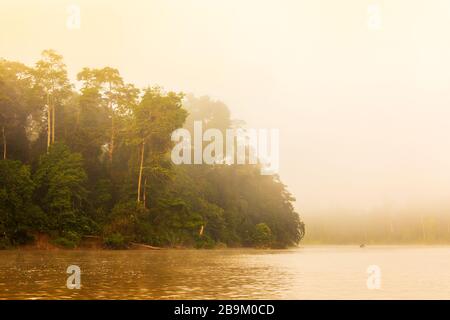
<box><xmin>0</xmin><ymin>246</ymin><xmax>449</xmax><ymax>299</ymax></box>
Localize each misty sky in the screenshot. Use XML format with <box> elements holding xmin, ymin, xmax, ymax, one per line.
<box><xmin>2</xmin><ymin>0</ymin><xmax>450</xmax><ymax>215</ymax></box>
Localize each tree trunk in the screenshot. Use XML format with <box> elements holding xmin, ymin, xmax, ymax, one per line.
<box><xmin>109</xmin><ymin>113</ymin><xmax>114</xmax><ymax>163</ymax></box>
<box><xmin>46</xmin><ymin>93</ymin><xmax>51</xmax><ymax>152</ymax></box>
<box><xmin>52</xmin><ymin>100</ymin><xmax>55</xmax><ymax>144</ymax></box>
<box><xmin>137</xmin><ymin>141</ymin><xmax>145</xmax><ymax>203</ymax></box>
<box><xmin>108</xmin><ymin>83</ymin><xmax>114</xmax><ymax>164</ymax></box>
<box><xmin>2</xmin><ymin>126</ymin><xmax>6</xmax><ymax>160</ymax></box>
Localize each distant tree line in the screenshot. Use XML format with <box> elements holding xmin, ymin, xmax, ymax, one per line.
<box><xmin>303</xmin><ymin>209</ymin><xmax>450</xmax><ymax>244</ymax></box>
<box><xmin>0</xmin><ymin>50</ymin><xmax>304</xmax><ymax>249</ymax></box>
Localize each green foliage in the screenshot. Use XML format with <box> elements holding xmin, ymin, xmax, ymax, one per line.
<box><xmin>103</xmin><ymin>233</ymin><xmax>127</xmax><ymax>249</ymax></box>
<box><xmin>251</xmin><ymin>223</ymin><xmax>273</xmax><ymax>248</ymax></box>
<box><xmin>0</xmin><ymin>59</ymin><xmax>36</xmax><ymax>161</ymax></box>
<box><xmin>33</xmin><ymin>50</ymin><xmax>71</xmax><ymax>93</ymax></box>
<box><xmin>0</xmin><ymin>51</ymin><xmax>304</xmax><ymax>249</ymax></box>
<box><xmin>52</xmin><ymin>229</ymin><xmax>82</xmax><ymax>248</ymax></box>
<box><xmin>33</xmin><ymin>143</ymin><xmax>94</xmax><ymax>241</ymax></box>
<box><xmin>106</xmin><ymin>201</ymin><xmax>149</xmax><ymax>241</ymax></box>
<box><xmin>34</xmin><ymin>143</ymin><xmax>87</xmax><ymax>213</ymax></box>
<box><xmin>52</xmin><ymin>237</ymin><xmax>77</xmax><ymax>249</ymax></box>
<box><xmin>194</xmin><ymin>234</ymin><xmax>216</xmax><ymax>249</ymax></box>
<box><xmin>0</xmin><ymin>237</ymin><xmax>10</xmax><ymax>249</ymax></box>
<box><xmin>0</xmin><ymin>160</ymin><xmax>44</xmax><ymax>245</ymax></box>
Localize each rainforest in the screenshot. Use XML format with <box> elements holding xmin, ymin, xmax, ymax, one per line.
<box><xmin>0</xmin><ymin>50</ymin><xmax>305</xmax><ymax>250</ymax></box>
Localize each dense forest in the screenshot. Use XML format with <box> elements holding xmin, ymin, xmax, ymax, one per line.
<box><xmin>0</xmin><ymin>50</ymin><xmax>304</xmax><ymax>249</ymax></box>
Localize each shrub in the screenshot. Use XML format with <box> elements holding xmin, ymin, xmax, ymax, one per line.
<box><xmin>0</xmin><ymin>237</ymin><xmax>11</xmax><ymax>249</ymax></box>
<box><xmin>52</xmin><ymin>237</ymin><xmax>77</xmax><ymax>249</ymax></box>
<box><xmin>63</xmin><ymin>231</ymin><xmax>81</xmax><ymax>244</ymax></box>
<box><xmin>103</xmin><ymin>233</ymin><xmax>127</xmax><ymax>249</ymax></box>
<box><xmin>251</xmin><ymin>223</ymin><xmax>273</xmax><ymax>248</ymax></box>
<box><xmin>194</xmin><ymin>234</ymin><xmax>216</xmax><ymax>249</ymax></box>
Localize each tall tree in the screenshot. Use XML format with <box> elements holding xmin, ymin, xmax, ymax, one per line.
<box><xmin>33</xmin><ymin>50</ymin><xmax>71</xmax><ymax>152</ymax></box>
<box><xmin>77</xmin><ymin>67</ymin><xmax>128</xmax><ymax>164</ymax></box>
<box><xmin>129</xmin><ymin>87</ymin><xmax>187</xmax><ymax>203</ymax></box>
<box><xmin>0</xmin><ymin>59</ymin><xmax>34</xmax><ymax>161</ymax></box>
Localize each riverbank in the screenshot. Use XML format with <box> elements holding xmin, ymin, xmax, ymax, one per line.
<box><xmin>12</xmin><ymin>234</ymin><xmax>163</xmax><ymax>251</ymax></box>
<box><xmin>9</xmin><ymin>234</ymin><xmax>277</xmax><ymax>251</ymax></box>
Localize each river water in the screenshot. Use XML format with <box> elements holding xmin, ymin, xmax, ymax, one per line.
<box><xmin>0</xmin><ymin>246</ymin><xmax>449</xmax><ymax>299</ymax></box>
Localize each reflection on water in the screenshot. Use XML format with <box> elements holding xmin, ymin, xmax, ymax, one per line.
<box><xmin>0</xmin><ymin>246</ymin><xmax>449</xmax><ymax>299</ymax></box>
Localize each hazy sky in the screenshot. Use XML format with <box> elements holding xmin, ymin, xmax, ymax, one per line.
<box><xmin>2</xmin><ymin>0</ymin><xmax>450</xmax><ymax>214</ymax></box>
